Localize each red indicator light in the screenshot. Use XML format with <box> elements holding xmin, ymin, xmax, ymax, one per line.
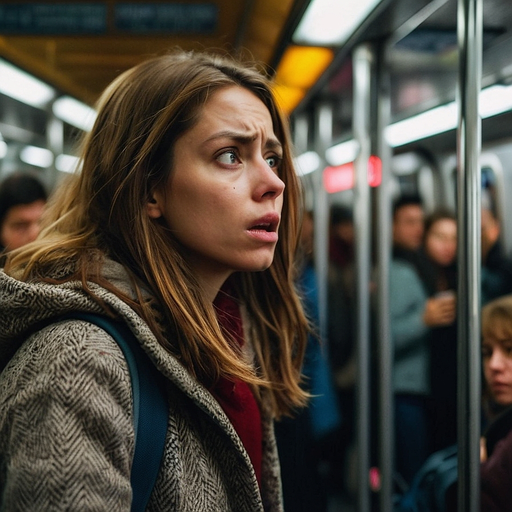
<box><xmin>323</xmin><ymin>156</ymin><xmax>382</xmax><ymax>193</ymax></box>
<box><xmin>368</xmin><ymin>155</ymin><xmax>382</xmax><ymax>187</ymax></box>
<box><xmin>323</xmin><ymin>163</ymin><xmax>354</xmax><ymax>193</ymax></box>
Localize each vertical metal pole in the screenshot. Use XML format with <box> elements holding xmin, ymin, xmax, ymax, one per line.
<box><xmin>313</xmin><ymin>104</ymin><xmax>332</xmax><ymax>343</ymax></box>
<box><xmin>46</xmin><ymin>111</ymin><xmax>64</xmax><ymax>189</ymax></box>
<box><xmin>353</xmin><ymin>42</ymin><xmax>373</xmax><ymax>512</ymax></box>
<box><xmin>456</xmin><ymin>0</ymin><xmax>482</xmax><ymax>511</ymax></box>
<box><xmin>293</xmin><ymin>114</ymin><xmax>309</xmax><ymax>156</ymax></box>
<box><xmin>375</xmin><ymin>43</ymin><xmax>394</xmax><ymax>512</ymax></box>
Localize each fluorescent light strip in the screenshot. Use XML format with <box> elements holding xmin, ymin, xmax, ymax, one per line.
<box><xmin>480</xmin><ymin>84</ymin><xmax>512</xmax><ymax>118</ymax></box>
<box><xmin>385</xmin><ymin>83</ymin><xmax>512</xmax><ymax>147</ymax></box>
<box><xmin>294</xmin><ymin>151</ymin><xmax>321</xmax><ymax>176</ymax></box>
<box><xmin>52</xmin><ymin>96</ymin><xmax>97</xmax><ymax>132</ymax></box>
<box><xmin>293</xmin><ymin>0</ymin><xmax>383</xmax><ymax>46</ymax></box>
<box><xmin>0</xmin><ymin>140</ymin><xmax>7</xmax><ymax>159</ymax></box>
<box><xmin>0</xmin><ymin>59</ymin><xmax>55</xmax><ymax>108</ymax></box>
<box><xmin>325</xmin><ymin>84</ymin><xmax>512</xmax><ymax>158</ymax></box>
<box><xmin>326</xmin><ymin>139</ymin><xmax>360</xmax><ymax>166</ymax></box>
<box><xmin>20</xmin><ymin>145</ymin><xmax>54</xmax><ymax>168</ymax></box>
<box><xmin>385</xmin><ymin>102</ymin><xmax>458</xmax><ymax>147</ymax></box>
<box><xmin>56</xmin><ymin>154</ymin><xmax>80</xmax><ymax>173</ymax></box>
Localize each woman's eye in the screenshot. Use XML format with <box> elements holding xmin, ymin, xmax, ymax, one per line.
<box><xmin>482</xmin><ymin>344</ymin><xmax>492</xmax><ymax>359</ymax></box>
<box><xmin>266</xmin><ymin>155</ymin><xmax>281</xmax><ymax>169</ymax></box>
<box><xmin>217</xmin><ymin>150</ymin><xmax>239</xmax><ymax>165</ymax></box>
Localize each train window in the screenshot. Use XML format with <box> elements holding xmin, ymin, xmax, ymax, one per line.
<box><xmin>448</xmin><ymin>152</ymin><xmax>510</xmax><ymax>253</ymax></box>
<box><xmin>481</xmin><ymin>166</ymin><xmax>497</xmax><ymax>210</ymax></box>
<box><xmin>0</xmin><ymin>94</ymin><xmax>47</xmax><ymax>140</ymax></box>
<box><xmin>391</xmin><ymin>152</ymin><xmax>437</xmax><ymax>212</ymax></box>
<box><xmin>480</xmin><ymin>153</ymin><xmax>507</xmax><ymax>253</ymax></box>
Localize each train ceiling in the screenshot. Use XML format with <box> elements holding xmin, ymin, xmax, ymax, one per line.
<box><xmin>295</xmin><ymin>0</ymin><xmax>512</xmax><ymax>148</ymax></box>
<box><xmin>2</xmin><ymin>0</ymin><xmax>512</xmax><ymax>129</ymax></box>
<box><xmin>0</xmin><ymin>0</ymin><xmax>306</xmax><ymax>108</ymax></box>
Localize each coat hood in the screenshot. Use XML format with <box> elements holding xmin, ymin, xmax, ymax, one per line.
<box><xmin>0</xmin><ymin>259</ymin><xmax>229</xmax><ymax>424</ymax></box>
<box><xmin>0</xmin><ymin>259</ymin><xmax>261</xmax><ymax>439</ymax></box>
<box><xmin>0</xmin><ymin>260</ymin><xmax>137</xmax><ymax>370</ymax></box>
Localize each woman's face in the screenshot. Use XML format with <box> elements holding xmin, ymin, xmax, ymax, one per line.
<box><xmin>149</xmin><ymin>85</ymin><xmax>285</xmax><ymax>294</ymax></box>
<box><xmin>482</xmin><ymin>330</ymin><xmax>512</xmax><ymax>406</ymax></box>
<box><xmin>424</xmin><ymin>218</ymin><xmax>457</xmax><ymax>267</ymax></box>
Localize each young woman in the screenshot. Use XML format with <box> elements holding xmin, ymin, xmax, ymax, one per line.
<box><xmin>445</xmin><ymin>294</ymin><xmax>512</xmax><ymax>511</ymax></box>
<box><xmin>420</xmin><ymin>210</ymin><xmax>458</xmax><ymax>453</ymax></box>
<box><xmin>0</xmin><ymin>50</ymin><xmax>309</xmax><ymax>511</ymax></box>
<box><xmin>422</xmin><ymin>210</ymin><xmax>458</xmax><ymax>295</ymax></box>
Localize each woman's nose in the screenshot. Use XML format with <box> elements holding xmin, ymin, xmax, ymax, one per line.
<box><xmin>254</xmin><ymin>159</ymin><xmax>285</xmax><ymax>200</ymax></box>
<box><xmin>489</xmin><ymin>349</ymin><xmax>506</xmax><ymax>370</ymax></box>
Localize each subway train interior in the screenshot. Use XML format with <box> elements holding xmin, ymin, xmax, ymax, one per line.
<box><xmin>1</xmin><ymin>0</ymin><xmax>512</xmax><ymax>511</ymax></box>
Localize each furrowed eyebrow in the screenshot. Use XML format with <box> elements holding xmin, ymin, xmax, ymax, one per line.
<box><xmin>205</xmin><ymin>131</ymin><xmax>282</xmax><ymax>153</ymax></box>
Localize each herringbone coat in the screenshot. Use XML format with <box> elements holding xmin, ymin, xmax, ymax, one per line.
<box><xmin>0</xmin><ymin>262</ymin><xmax>283</xmax><ymax>511</ymax></box>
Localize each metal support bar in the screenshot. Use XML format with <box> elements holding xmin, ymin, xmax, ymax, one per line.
<box><xmin>46</xmin><ymin>111</ymin><xmax>64</xmax><ymax>188</ymax></box>
<box><xmin>313</xmin><ymin>103</ymin><xmax>332</xmax><ymax>343</ymax></box>
<box><xmin>375</xmin><ymin>43</ymin><xmax>394</xmax><ymax>512</ymax></box>
<box><xmin>456</xmin><ymin>0</ymin><xmax>482</xmax><ymax>511</ymax></box>
<box><xmin>353</xmin><ymin>42</ymin><xmax>373</xmax><ymax>512</ymax></box>
<box><xmin>293</xmin><ymin>114</ymin><xmax>309</xmax><ymax>156</ymax></box>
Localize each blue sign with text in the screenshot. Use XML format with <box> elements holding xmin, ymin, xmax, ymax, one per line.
<box><xmin>115</xmin><ymin>4</ymin><xmax>218</xmax><ymax>34</ymax></box>
<box><xmin>0</xmin><ymin>4</ymin><xmax>107</xmax><ymax>34</ymax></box>
<box><xmin>0</xmin><ymin>3</ymin><xmax>218</xmax><ymax>35</ymax></box>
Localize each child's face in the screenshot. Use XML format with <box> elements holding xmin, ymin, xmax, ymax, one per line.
<box><xmin>482</xmin><ymin>330</ymin><xmax>512</xmax><ymax>406</ymax></box>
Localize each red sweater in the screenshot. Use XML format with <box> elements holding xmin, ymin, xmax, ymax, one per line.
<box><xmin>211</xmin><ymin>285</ymin><xmax>263</xmax><ymax>486</ymax></box>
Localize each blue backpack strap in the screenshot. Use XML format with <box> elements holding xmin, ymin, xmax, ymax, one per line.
<box><xmin>62</xmin><ymin>312</ymin><xmax>168</xmax><ymax>512</ymax></box>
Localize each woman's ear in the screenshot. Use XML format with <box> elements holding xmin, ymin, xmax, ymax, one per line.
<box><xmin>146</xmin><ymin>196</ymin><xmax>163</xmax><ymax>219</ymax></box>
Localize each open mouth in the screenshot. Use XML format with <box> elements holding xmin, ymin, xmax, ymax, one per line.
<box><xmin>249</xmin><ymin>214</ymin><xmax>279</xmax><ymax>233</ymax></box>
<box><xmin>250</xmin><ymin>222</ymin><xmax>274</xmax><ymax>232</ymax></box>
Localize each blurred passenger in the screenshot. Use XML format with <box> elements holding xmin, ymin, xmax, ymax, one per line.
<box><xmin>328</xmin><ymin>205</ymin><xmax>355</xmax><ymax>382</ymax></box>
<box><xmin>390</xmin><ymin>200</ymin><xmax>456</xmax><ymax>485</ymax></box>
<box><xmin>392</xmin><ymin>194</ymin><xmax>425</xmax><ymax>256</ymax></box>
<box><xmin>275</xmin><ymin>210</ymin><xmax>342</xmax><ymax>512</ymax></box>
<box><xmin>481</xmin><ymin>206</ymin><xmax>512</xmax><ymax>305</ymax></box>
<box><xmin>422</xmin><ymin>210</ymin><xmax>457</xmax><ymax>293</ymax></box>
<box><xmin>481</xmin><ymin>295</ymin><xmax>512</xmax><ymax>423</ymax></box>
<box><xmin>327</xmin><ymin>204</ymin><xmax>355</xmax><ymax>392</ymax></box>
<box><xmin>445</xmin><ymin>294</ymin><xmax>512</xmax><ymax>511</ymax></box>
<box><xmin>0</xmin><ymin>172</ymin><xmax>47</xmax><ymax>264</ymax></box>
<box><xmin>0</xmin><ymin>50</ymin><xmax>310</xmax><ymax>510</ymax></box>
<box><xmin>477</xmin><ymin>295</ymin><xmax>512</xmax><ymax>511</ymax></box>
<box><xmin>422</xmin><ymin>210</ymin><xmax>458</xmax><ymax>452</ymax></box>
<box><xmin>327</xmin><ymin>205</ymin><xmax>357</xmax><ymax>497</ymax></box>
<box><xmin>329</xmin><ymin>204</ymin><xmax>354</xmax><ymax>270</ymax></box>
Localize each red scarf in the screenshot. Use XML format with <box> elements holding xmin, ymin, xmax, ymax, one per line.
<box><xmin>211</xmin><ymin>283</ymin><xmax>263</xmax><ymax>486</ymax></box>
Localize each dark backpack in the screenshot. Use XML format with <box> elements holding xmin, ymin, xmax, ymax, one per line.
<box><xmin>396</xmin><ymin>444</ymin><xmax>458</xmax><ymax>512</ymax></box>
<box><xmin>62</xmin><ymin>313</ymin><xmax>169</xmax><ymax>512</ymax></box>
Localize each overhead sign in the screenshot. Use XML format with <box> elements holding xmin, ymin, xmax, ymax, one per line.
<box><xmin>115</xmin><ymin>4</ymin><xmax>218</xmax><ymax>34</ymax></box>
<box><xmin>0</xmin><ymin>3</ymin><xmax>218</xmax><ymax>35</ymax></box>
<box><xmin>0</xmin><ymin>4</ymin><xmax>107</xmax><ymax>34</ymax></box>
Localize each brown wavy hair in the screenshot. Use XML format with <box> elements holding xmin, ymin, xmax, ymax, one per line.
<box><xmin>482</xmin><ymin>295</ymin><xmax>512</xmax><ymax>341</ymax></box>
<box><xmin>5</xmin><ymin>50</ymin><xmax>309</xmax><ymax>417</ymax></box>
